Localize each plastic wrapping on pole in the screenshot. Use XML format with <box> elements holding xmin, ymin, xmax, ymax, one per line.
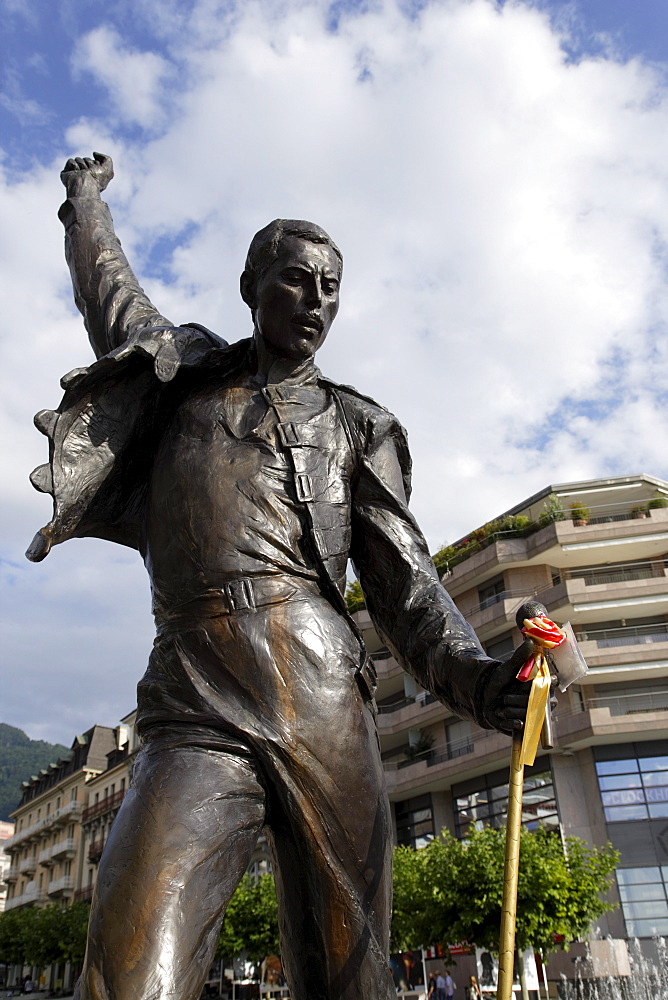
<box><xmin>497</xmin><ymin>731</ymin><xmax>524</xmax><ymax>1000</ymax></box>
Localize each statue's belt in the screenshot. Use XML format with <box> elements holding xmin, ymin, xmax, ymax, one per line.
<box><xmin>154</xmin><ymin>574</ymin><xmax>323</xmax><ymax>628</ymax></box>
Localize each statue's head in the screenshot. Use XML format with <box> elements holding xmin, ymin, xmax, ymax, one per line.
<box><xmin>240</xmin><ymin>220</ymin><xmax>342</xmax><ymax>360</ymax></box>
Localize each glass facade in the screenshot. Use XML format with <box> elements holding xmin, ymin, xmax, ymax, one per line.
<box><xmin>595</xmin><ymin>754</ymin><xmax>668</xmax><ymax>823</ymax></box>
<box><xmin>395</xmin><ymin>794</ymin><xmax>435</xmax><ymax>849</ymax></box>
<box><xmin>616</xmin><ymin>867</ymin><xmax>668</xmax><ymax>938</ymax></box>
<box><xmin>453</xmin><ymin>764</ymin><xmax>558</xmax><ymax>838</ymax></box>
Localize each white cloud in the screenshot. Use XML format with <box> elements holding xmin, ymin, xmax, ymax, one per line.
<box><xmin>2</xmin><ymin>0</ymin><xmax>668</xmax><ymax>740</ymax></box>
<box><xmin>72</xmin><ymin>25</ymin><xmax>172</xmax><ymax>129</ymax></box>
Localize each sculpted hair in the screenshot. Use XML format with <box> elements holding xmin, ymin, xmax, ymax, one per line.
<box><xmin>241</xmin><ymin>219</ymin><xmax>342</xmax><ymax>310</ymax></box>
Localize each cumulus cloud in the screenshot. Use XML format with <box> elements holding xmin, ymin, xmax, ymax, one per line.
<box><xmin>72</xmin><ymin>25</ymin><xmax>172</xmax><ymax>129</ymax></box>
<box><xmin>2</xmin><ymin>0</ymin><xmax>668</xmax><ymax>740</ymax></box>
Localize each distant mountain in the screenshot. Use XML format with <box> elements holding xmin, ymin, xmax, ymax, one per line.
<box><xmin>0</xmin><ymin>724</ymin><xmax>69</xmax><ymax>822</ymax></box>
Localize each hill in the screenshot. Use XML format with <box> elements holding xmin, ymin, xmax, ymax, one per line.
<box><xmin>0</xmin><ymin>724</ymin><xmax>69</xmax><ymax>822</ymax></box>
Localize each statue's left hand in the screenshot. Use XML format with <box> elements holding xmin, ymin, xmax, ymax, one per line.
<box><xmin>480</xmin><ymin>640</ymin><xmax>556</xmax><ymax>733</ymax></box>
<box><xmin>60</xmin><ymin>151</ymin><xmax>114</xmax><ymax>199</ymax></box>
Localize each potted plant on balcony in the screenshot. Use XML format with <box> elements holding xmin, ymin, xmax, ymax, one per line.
<box><xmin>648</xmin><ymin>495</ymin><xmax>668</xmax><ymax>512</ymax></box>
<box><xmin>403</xmin><ymin>732</ymin><xmax>435</xmax><ymax>763</ymax></box>
<box><xmin>631</xmin><ymin>506</ymin><xmax>647</xmax><ymax>519</ymax></box>
<box><xmin>569</xmin><ymin>502</ymin><xmax>590</xmax><ymax>526</ymax></box>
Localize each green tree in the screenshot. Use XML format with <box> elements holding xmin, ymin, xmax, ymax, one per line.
<box><xmin>0</xmin><ymin>907</ymin><xmax>33</xmax><ymax>966</ymax></box>
<box><xmin>391</xmin><ymin>826</ymin><xmax>619</xmax><ymax>957</ymax></box>
<box><xmin>0</xmin><ymin>903</ymin><xmax>90</xmax><ymax>971</ymax></box>
<box><xmin>217</xmin><ymin>874</ymin><xmax>280</xmax><ymax>964</ymax></box>
<box><xmin>344</xmin><ymin>580</ymin><xmax>365</xmax><ymax>613</ymax></box>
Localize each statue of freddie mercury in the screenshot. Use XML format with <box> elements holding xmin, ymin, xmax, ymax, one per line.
<box><xmin>28</xmin><ymin>153</ymin><xmax>531</xmax><ymax>1000</ymax></box>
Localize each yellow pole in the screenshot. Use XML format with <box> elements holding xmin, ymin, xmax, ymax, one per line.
<box><xmin>497</xmin><ymin>731</ymin><xmax>524</xmax><ymax>1000</ymax></box>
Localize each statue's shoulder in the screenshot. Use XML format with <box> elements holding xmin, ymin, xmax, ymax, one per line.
<box><xmin>320</xmin><ymin>377</ymin><xmax>393</xmax><ymax>419</ymax></box>
<box><xmin>321</xmin><ymin>376</ymin><xmax>408</xmax><ymax>438</ymax></box>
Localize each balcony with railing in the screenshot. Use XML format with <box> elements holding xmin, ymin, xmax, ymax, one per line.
<box><xmin>50</xmin><ymin>837</ymin><xmax>77</xmax><ymax>861</ymax></box>
<box><xmin>18</xmin><ymin>855</ymin><xmax>37</xmax><ymax>875</ymax></box>
<box><xmin>384</xmin><ymin>727</ymin><xmax>510</xmax><ymax>796</ymax></box>
<box><xmin>3</xmin><ymin>865</ymin><xmax>19</xmax><ymax>883</ymax></box>
<box><xmin>377</xmin><ymin>692</ymin><xmax>445</xmax><ymax>737</ymax></box>
<box><xmin>47</xmin><ymin>875</ymin><xmax>74</xmax><ymax>897</ymax></box>
<box><xmin>367</xmin><ymin>647</ymin><xmax>403</xmax><ymax>681</ymax></box>
<box><xmin>46</xmin><ymin>800</ymin><xmax>83</xmax><ymax>829</ymax></box>
<box><xmin>3</xmin><ymin>818</ymin><xmax>44</xmax><ymax>852</ymax></box>
<box><xmin>82</xmin><ymin>788</ymin><xmax>126</xmax><ymax>825</ymax></box>
<box><xmin>4</xmin><ymin>885</ymin><xmax>47</xmax><ymax>910</ymax></box>
<box><xmin>383</xmin><ymin>688</ymin><xmax>668</xmax><ymax>794</ymax></box>
<box><xmin>38</xmin><ymin>845</ymin><xmax>54</xmax><ymax>866</ymax></box>
<box><xmin>445</xmin><ymin>505</ymin><xmax>668</xmax><ymax>597</ymax></box>
<box><xmin>88</xmin><ymin>839</ymin><xmax>105</xmax><ymax>864</ymax></box>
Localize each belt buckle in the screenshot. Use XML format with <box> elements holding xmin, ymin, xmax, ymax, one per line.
<box><xmin>223</xmin><ymin>579</ymin><xmax>256</xmax><ymax>613</ymax></box>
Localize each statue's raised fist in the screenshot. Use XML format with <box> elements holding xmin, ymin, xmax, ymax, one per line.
<box><xmin>60</xmin><ymin>152</ymin><xmax>114</xmax><ymax>198</ymax></box>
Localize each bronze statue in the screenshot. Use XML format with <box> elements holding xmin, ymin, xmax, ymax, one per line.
<box><xmin>28</xmin><ymin>153</ymin><xmax>531</xmax><ymax>1000</ymax></box>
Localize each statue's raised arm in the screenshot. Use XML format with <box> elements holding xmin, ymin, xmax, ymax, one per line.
<box><xmin>59</xmin><ymin>152</ymin><xmax>172</xmax><ymax>358</ymax></box>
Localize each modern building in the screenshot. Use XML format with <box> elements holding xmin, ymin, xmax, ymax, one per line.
<box><xmin>354</xmin><ymin>473</ymin><xmax>668</xmax><ymax>986</ymax></box>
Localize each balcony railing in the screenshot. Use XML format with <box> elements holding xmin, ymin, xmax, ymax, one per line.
<box><xmin>428</xmin><ymin>739</ymin><xmax>475</xmax><ymax>767</ymax></box>
<box><xmin>51</xmin><ymin>837</ymin><xmax>76</xmax><ymax>860</ymax></box>
<box><xmin>377</xmin><ymin>695</ymin><xmax>415</xmax><ymax>715</ymax></box>
<box><xmin>5</xmin><ymin>886</ymin><xmax>47</xmax><ymax>910</ymax></box>
<box><xmin>3</xmin><ymin>865</ymin><xmax>19</xmax><ymax>883</ymax></box>
<box><xmin>576</xmin><ymin>623</ymin><xmax>668</xmax><ymax>647</ymax></box>
<box><xmin>82</xmin><ymin>788</ymin><xmax>126</xmax><ymax>825</ymax></box>
<box><xmin>369</xmin><ymin>648</ymin><xmax>393</xmax><ymax>662</ymax></box>
<box><xmin>88</xmin><ymin>839</ymin><xmax>105</xmax><ymax>863</ymax></box>
<box><xmin>565</xmin><ymin>559</ymin><xmax>667</xmax><ymax>588</ymax></box>
<box><xmin>47</xmin><ymin>875</ymin><xmax>74</xmax><ymax>896</ymax></box>
<box><xmin>584</xmin><ymin>690</ymin><xmax>668</xmax><ymax>716</ymax></box>
<box><xmin>18</xmin><ymin>856</ymin><xmax>37</xmax><ymax>874</ymax></box>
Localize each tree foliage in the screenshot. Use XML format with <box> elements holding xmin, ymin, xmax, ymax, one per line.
<box><xmin>0</xmin><ymin>903</ymin><xmax>90</xmax><ymax>968</ymax></box>
<box><xmin>217</xmin><ymin>874</ymin><xmax>280</xmax><ymax>964</ymax></box>
<box><xmin>344</xmin><ymin>580</ymin><xmax>365</xmax><ymax>613</ymax></box>
<box><xmin>391</xmin><ymin>826</ymin><xmax>619</xmax><ymax>957</ymax></box>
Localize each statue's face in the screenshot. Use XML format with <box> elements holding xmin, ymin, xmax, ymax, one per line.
<box><xmin>254</xmin><ymin>236</ymin><xmax>341</xmax><ymax>360</ymax></box>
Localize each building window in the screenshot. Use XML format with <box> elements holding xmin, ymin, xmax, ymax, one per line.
<box><xmin>395</xmin><ymin>794</ymin><xmax>435</xmax><ymax>849</ymax></box>
<box><xmin>485</xmin><ymin>633</ymin><xmax>515</xmax><ymax>661</ymax></box>
<box><xmin>617</xmin><ymin>867</ymin><xmax>668</xmax><ymax>938</ymax></box>
<box><xmin>595</xmin><ymin>754</ymin><xmax>668</xmax><ymax>822</ymax></box>
<box><xmin>454</xmin><ymin>764</ymin><xmax>558</xmax><ymax>838</ymax></box>
<box><xmin>478</xmin><ymin>576</ymin><xmax>506</xmax><ymax>611</ymax></box>
<box><xmin>71</xmin><ymin>786</ymin><xmax>78</xmax><ymax>801</ymax></box>
<box><xmin>445</xmin><ymin>720</ymin><xmax>473</xmax><ymax>760</ymax></box>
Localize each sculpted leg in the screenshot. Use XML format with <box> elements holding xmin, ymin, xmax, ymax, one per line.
<box><xmin>76</xmin><ymin>741</ymin><xmax>265</xmax><ymax>1000</ymax></box>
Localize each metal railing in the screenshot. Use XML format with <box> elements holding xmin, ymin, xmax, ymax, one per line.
<box><xmin>369</xmin><ymin>648</ymin><xmax>393</xmax><ymax>662</ymax></box>
<box><xmin>82</xmin><ymin>788</ymin><xmax>126</xmax><ymax>825</ymax></box>
<box><xmin>584</xmin><ymin>690</ymin><xmax>668</xmax><ymax>716</ymax></box>
<box><xmin>576</xmin><ymin>623</ymin><xmax>668</xmax><ymax>647</ymax></box>
<box><xmin>377</xmin><ymin>696</ymin><xmax>415</xmax><ymax>715</ymax></box>
<box><xmin>565</xmin><ymin>559</ymin><xmax>666</xmax><ymax>587</ymax></box>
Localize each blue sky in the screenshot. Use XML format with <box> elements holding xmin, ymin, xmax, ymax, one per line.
<box><xmin>1</xmin><ymin>0</ymin><xmax>667</xmax><ymax>743</ymax></box>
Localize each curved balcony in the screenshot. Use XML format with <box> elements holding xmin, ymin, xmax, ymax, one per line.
<box><xmin>47</xmin><ymin>875</ymin><xmax>74</xmax><ymax>897</ymax></box>
<box><xmin>5</xmin><ymin>885</ymin><xmax>47</xmax><ymax>910</ymax></box>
